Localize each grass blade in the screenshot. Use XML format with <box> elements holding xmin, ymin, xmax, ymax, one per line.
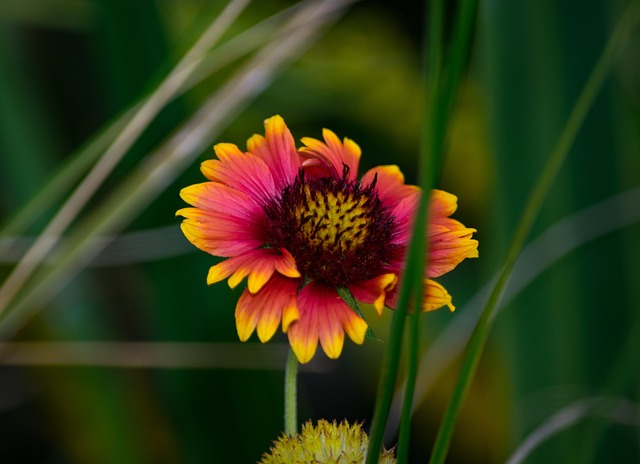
<box><xmin>428</xmin><ymin>3</ymin><xmax>640</xmax><ymax>463</ymax></box>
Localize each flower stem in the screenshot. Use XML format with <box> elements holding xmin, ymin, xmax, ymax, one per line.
<box><xmin>427</xmin><ymin>3</ymin><xmax>640</xmax><ymax>464</ymax></box>
<box><xmin>284</xmin><ymin>347</ymin><xmax>298</xmax><ymax>436</ymax></box>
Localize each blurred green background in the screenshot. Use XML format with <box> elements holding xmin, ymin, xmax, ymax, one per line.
<box><xmin>0</xmin><ymin>0</ymin><xmax>638</xmax><ymax>462</ymax></box>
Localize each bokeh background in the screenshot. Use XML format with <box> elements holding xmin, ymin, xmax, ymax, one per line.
<box><xmin>0</xmin><ymin>0</ymin><xmax>639</xmax><ymax>462</ymax></box>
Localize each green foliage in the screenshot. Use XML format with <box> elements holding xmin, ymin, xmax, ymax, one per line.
<box><xmin>0</xmin><ymin>0</ymin><xmax>638</xmax><ymax>462</ymax></box>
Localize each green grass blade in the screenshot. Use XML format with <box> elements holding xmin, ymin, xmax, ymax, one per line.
<box><xmin>366</xmin><ymin>0</ymin><xmax>446</xmax><ymax>461</ymax></box>
<box><xmin>428</xmin><ymin>3</ymin><xmax>640</xmax><ymax>463</ymax></box>
<box><xmin>396</xmin><ymin>1</ymin><xmax>478</xmax><ymax>462</ymax></box>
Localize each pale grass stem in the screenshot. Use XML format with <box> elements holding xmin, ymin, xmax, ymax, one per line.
<box><xmin>0</xmin><ymin>0</ymin><xmax>253</xmax><ymax>316</ymax></box>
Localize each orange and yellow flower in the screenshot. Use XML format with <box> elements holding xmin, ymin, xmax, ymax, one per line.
<box><xmin>177</xmin><ymin>115</ymin><xmax>478</xmax><ymax>363</ymax></box>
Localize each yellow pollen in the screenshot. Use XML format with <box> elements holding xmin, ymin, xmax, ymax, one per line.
<box><xmin>294</xmin><ymin>186</ymin><xmax>370</xmax><ymax>253</ymax></box>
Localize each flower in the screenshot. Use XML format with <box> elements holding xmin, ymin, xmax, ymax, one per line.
<box><xmin>177</xmin><ymin>115</ymin><xmax>478</xmax><ymax>363</ymax></box>
<box><xmin>259</xmin><ymin>419</ymin><xmax>397</xmax><ymax>464</ymax></box>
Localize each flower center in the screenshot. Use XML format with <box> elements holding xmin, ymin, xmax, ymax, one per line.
<box><xmin>264</xmin><ymin>168</ymin><xmax>396</xmax><ymax>286</ymax></box>
<box><xmin>294</xmin><ymin>185</ymin><xmax>369</xmax><ymax>253</ymax></box>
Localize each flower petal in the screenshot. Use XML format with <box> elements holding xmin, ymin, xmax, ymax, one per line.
<box><xmin>201</xmin><ymin>143</ymin><xmax>276</xmax><ymax>204</ymax></box>
<box><xmin>300</xmin><ymin>129</ymin><xmax>361</xmax><ymax>181</ymax></box>
<box><xmin>235</xmin><ymin>275</ymin><xmax>300</xmax><ymax>343</ymax></box>
<box><xmin>177</xmin><ymin>208</ymin><xmax>264</xmax><ymax>257</ymax></box>
<box><xmin>361</xmin><ymin>165</ymin><xmax>419</xmax><ymax>209</ymax></box>
<box><xmin>349</xmin><ymin>273</ymin><xmax>398</xmax><ymax>316</ymax></box>
<box><xmin>428</xmin><ymin>225</ymin><xmax>479</xmax><ymax>278</ymax></box>
<box><xmin>390</xmin><ymin>188</ymin><xmax>479</xmax><ymax>269</ymax></box>
<box><xmin>423</xmin><ymin>279</ymin><xmax>454</xmax><ymax>312</ymax></box>
<box><xmin>384</xmin><ymin>277</ymin><xmax>454</xmax><ymax>313</ymax></box>
<box><xmin>246</xmin><ymin>115</ymin><xmax>300</xmax><ymax>190</ymax></box>
<box><xmin>288</xmin><ymin>282</ymin><xmax>367</xmax><ymax>363</ymax></box>
<box><xmin>390</xmin><ymin>190</ymin><xmax>421</xmax><ymax>247</ymax></box>
<box><xmin>179</xmin><ymin>182</ymin><xmax>263</xmax><ymax>220</ymax></box>
<box><xmin>177</xmin><ymin>182</ymin><xmax>268</xmax><ymax>257</ymax></box>
<box><xmin>274</xmin><ymin>248</ymin><xmax>302</xmax><ymax>279</ymax></box>
<box><xmin>207</xmin><ymin>248</ymin><xmax>300</xmax><ymax>293</ymax></box>
<box><xmin>430</xmin><ymin>189</ymin><xmax>458</xmax><ymax>218</ymax></box>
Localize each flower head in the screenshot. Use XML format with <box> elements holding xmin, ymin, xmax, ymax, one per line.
<box><xmin>259</xmin><ymin>419</ymin><xmax>397</xmax><ymax>464</ymax></box>
<box><xmin>177</xmin><ymin>115</ymin><xmax>478</xmax><ymax>363</ymax></box>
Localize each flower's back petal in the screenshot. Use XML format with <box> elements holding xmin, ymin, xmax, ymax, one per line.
<box><xmin>201</xmin><ymin>143</ymin><xmax>276</xmax><ymax>204</ymax></box>
<box><xmin>247</xmin><ymin>115</ymin><xmax>300</xmax><ymax>190</ymax></box>
<box><xmin>379</xmin><ymin>277</ymin><xmax>454</xmax><ymax>313</ymax></box>
<box><xmin>300</xmin><ymin>129</ymin><xmax>361</xmax><ymax>181</ymax></box>
<box><xmin>235</xmin><ymin>275</ymin><xmax>300</xmax><ymax>343</ymax></box>
<box><xmin>274</xmin><ymin>248</ymin><xmax>301</xmax><ymax>279</ymax></box>
<box><xmin>423</xmin><ymin>279</ymin><xmax>454</xmax><ymax>312</ymax></box>
<box><xmin>349</xmin><ymin>273</ymin><xmax>398</xmax><ymax>316</ymax></box>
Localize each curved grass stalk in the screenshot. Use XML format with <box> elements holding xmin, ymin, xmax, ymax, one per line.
<box><xmin>0</xmin><ymin>108</ymin><xmax>134</xmax><ymax>238</ymax></box>
<box><xmin>0</xmin><ymin>0</ymin><xmax>253</xmax><ymax>316</ymax></box>
<box><xmin>0</xmin><ymin>341</ymin><xmax>329</xmax><ymax>371</ymax></box>
<box><xmin>0</xmin><ymin>0</ymin><xmax>356</xmax><ymax>340</ymax></box>
<box><xmin>428</xmin><ymin>3</ymin><xmax>640</xmax><ymax>463</ymax></box>
<box><xmin>505</xmin><ymin>396</ymin><xmax>640</xmax><ymax>464</ymax></box>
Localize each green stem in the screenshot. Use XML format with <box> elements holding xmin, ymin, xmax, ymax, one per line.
<box><xmin>397</xmin><ymin>0</ymin><xmax>479</xmax><ymax>461</ymax></box>
<box><xmin>441</xmin><ymin>0</ymin><xmax>479</xmax><ymax>125</ymax></box>
<box><xmin>367</xmin><ymin>0</ymin><xmax>474</xmax><ymax>458</ymax></box>
<box><xmin>365</xmin><ymin>305</ymin><xmax>410</xmax><ymax>464</ymax></box>
<box><xmin>284</xmin><ymin>348</ymin><xmax>298</xmax><ymax>436</ymax></box>
<box><xmin>427</xmin><ymin>4</ymin><xmax>640</xmax><ymax>464</ymax></box>
<box><xmin>396</xmin><ymin>312</ymin><xmax>422</xmax><ymax>462</ymax></box>
<box><xmin>366</xmin><ymin>1</ymin><xmax>444</xmax><ymax>460</ymax></box>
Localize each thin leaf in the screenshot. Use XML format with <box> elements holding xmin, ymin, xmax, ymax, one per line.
<box><xmin>428</xmin><ymin>3</ymin><xmax>640</xmax><ymax>463</ymax></box>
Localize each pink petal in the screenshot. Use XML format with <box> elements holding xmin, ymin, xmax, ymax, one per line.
<box><xmin>246</xmin><ymin>115</ymin><xmax>301</xmax><ymax>190</ymax></box>
<box><xmin>361</xmin><ymin>165</ymin><xmax>419</xmax><ymax>209</ymax></box>
<box><xmin>201</xmin><ymin>143</ymin><xmax>276</xmax><ymax>204</ymax></box>
<box><xmin>288</xmin><ymin>282</ymin><xmax>367</xmax><ymax>363</ymax></box>
<box><xmin>235</xmin><ymin>274</ymin><xmax>300</xmax><ymax>343</ymax></box>
<box><xmin>300</xmin><ymin>129</ymin><xmax>361</xmax><ymax>181</ymax></box>
<box><xmin>207</xmin><ymin>248</ymin><xmax>300</xmax><ymax>293</ymax></box>
<box><xmin>349</xmin><ymin>273</ymin><xmax>398</xmax><ymax>316</ymax></box>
